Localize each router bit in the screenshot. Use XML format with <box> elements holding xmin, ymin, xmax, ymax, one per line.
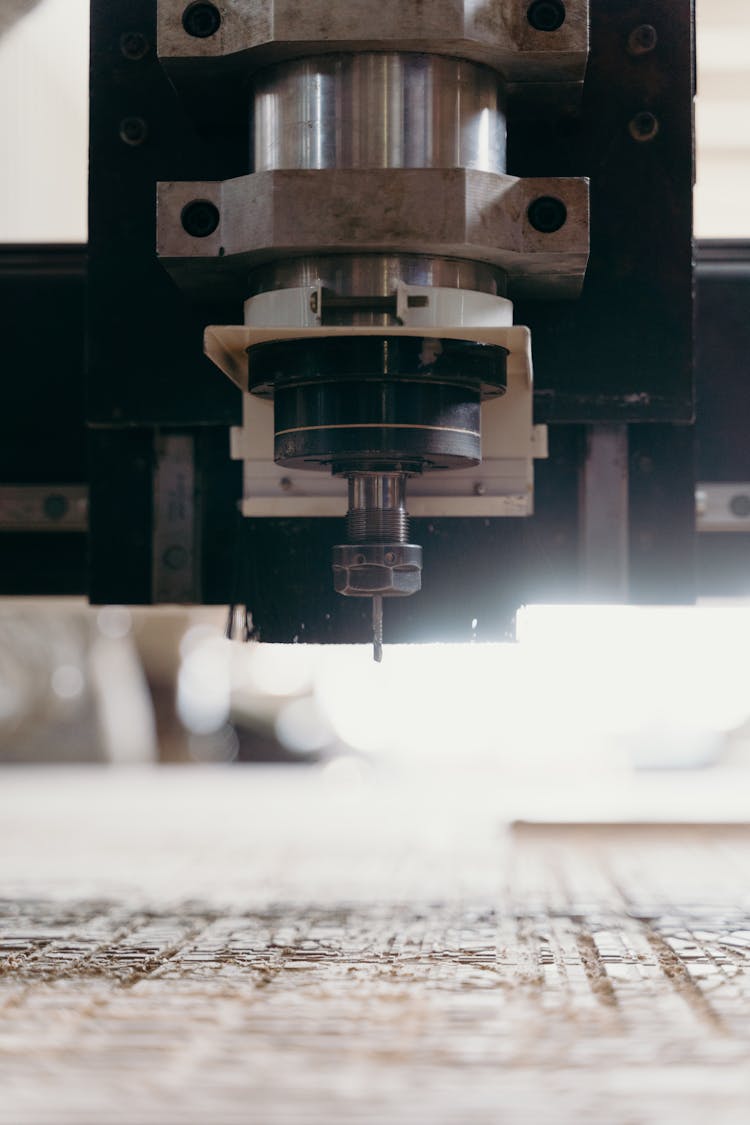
<box><xmin>332</xmin><ymin>472</ymin><xmax>423</xmax><ymax>663</ymax></box>
<box><xmin>372</xmin><ymin>595</ymin><xmax>383</xmax><ymax>663</ymax></box>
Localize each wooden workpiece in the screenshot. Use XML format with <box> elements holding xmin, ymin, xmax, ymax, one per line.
<box><xmin>2</xmin><ymin>768</ymin><xmax>750</xmax><ymax>1123</ymax></box>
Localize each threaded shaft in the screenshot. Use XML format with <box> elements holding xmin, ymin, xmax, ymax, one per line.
<box><xmin>346</xmin><ymin>472</ymin><xmax>410</xmax><ymax>544</ymax></box>
<box><xmin>347</xmin><ymin>508</ymin><xmax>410</xmax><ymax>543</ymax></box>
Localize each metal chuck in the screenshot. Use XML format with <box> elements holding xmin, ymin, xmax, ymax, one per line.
<box><xmin>332</xmin><ymin>472</ymin><xmax>423</xmax><ymax>662</ymax></box>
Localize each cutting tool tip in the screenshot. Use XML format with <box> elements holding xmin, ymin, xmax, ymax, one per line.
<box><xmin>372</xmin><ymin>595</ymin><xmax>383</xmax><ymax>663</ymax></box>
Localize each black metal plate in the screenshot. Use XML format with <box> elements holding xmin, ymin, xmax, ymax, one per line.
<box><xmin>512</xmin><ymin>0</ymin><xmax>694</xmax><ymax>423</ymax></box>
<box><xmin>0</xmin><ymin>246</ymin><xmax>87</xmax><ymax>594</ymax></box>
<box><xmin>695</xmin><ymin>241</ymin><xmax>750</xmax><ymax>597</ymax></box>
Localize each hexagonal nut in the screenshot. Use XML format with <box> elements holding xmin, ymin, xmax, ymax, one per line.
<box><xmin>157</xmin><ymin>169</ymin><xmax>590</xmax><ymax>301</ymax></box>
<box><xmin>332</xmin><ymin>544</ymin><xmax>422</xmax><ymax>598</ymax></box>
<box><xmin>157</xmin><ymin>1</ymin><xmax>589</xmax><ymax>85</ymax></box>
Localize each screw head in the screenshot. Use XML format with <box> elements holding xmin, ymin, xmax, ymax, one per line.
<box><xmin>163</xmin><ymin>545</ymin><xmax>189</xmax><ymax>571</ymax></box>
<box><xmin>120</xmin><ymin>31</ymin><xmax>149</xmax><ymax>60</ymax></box>
<box><xmin>43</xmin><ymin>494</ymin><xmax>69</xmax><ymax>521</ymax></box>
<box><xmin>629</xmin><ymin>111</ymin><xmax>659</xmax><ymax>142</ymax></box>
<box><xmin>119</xmin><ymin>116</ymin><xmax>148</xmax><ymax>146</ymax></box>
<box><xmin>730</xmin><ymin>494</ymin><xmax>750</xmax><ymax>519</ymax></box>
<box><xmin>528</xmin><ymin>195</ymin><xmax>567</xmax><ymax>233</ymax></box>
<box><xmin>182</xmin><ymin>2</ymin><xmax>221</xmax><ymax>38</ymax></box>
<box><xmin>527</xmin><ymin>0</ymin><xmax>566</xmax><ymax>32</ymax></box>
<box><xmin>181</xmin><ymin>200</ymin><xmax>220</xmax><ymax>238</ymax></box>
<box><xmin>628</xmin><ymin>24</ymin><xmax>658</xmax><ymax>55</ymax></box>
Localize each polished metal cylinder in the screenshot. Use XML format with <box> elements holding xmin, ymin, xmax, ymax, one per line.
<box><xmin>248</xmin><ymin>254</ymin><xmax>504</xmax><ymax>299</ymax></box>
<box><xmin>247</xmin><ymin>252</ymin><xmax>507</xmax><ymax>325</ymax></box>
<box><xmin>248</xmin><ymin>254</ymin><xmax>506</xmax><ymax>326</ymax></box>
<box><xmin>347</xmin><ymin>472</ymin><xmax>410</xmax><ymax>543</ymax></box>
<box><xmin>253</xmin><ymin>53</ymin><xmax>506</xmax><ymax>174</ymax></box>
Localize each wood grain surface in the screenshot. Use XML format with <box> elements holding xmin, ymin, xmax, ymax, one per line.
<box><xmin>2</xmin><ymin>768</ymin><xmax>750</xmax><ymax>1124</ymax></box>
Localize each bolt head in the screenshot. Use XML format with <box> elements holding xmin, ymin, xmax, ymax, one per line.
<box><xmin>528</xmin><ymin>195</ymin><xmax>567</xmax><ymax>234</ymax></box>
<box><xmin>163</xmin><ymin>545</ymin><xmax>189</xmax><ymax>571</ymax></box>
<box><xmin>181</xmin><ymin>200</ymin><xmax>220</xmax><ymax>238</ymax></box>
<box><xmin>43</xmin><ymin>494</ymin><xmax>69</xmax><ymax>521</ymax></box>
<box><xmin>182</xmin><ymin>2</ymin><xmax>221</xmax><ymax>38</ymax></box>
<box><xmin>629</xmin><ymin>111</ymin><xmax>659</xmax><ymax>143</ymax></box>
<box><xmin>120</xmin><ymin>31</ymin><xmax>149</xmax><ymax>60</ymax></box>
<box><xmin>628</xmin><ymin>24</ymin><xmax>658</xmax><ymax>55</ymax></box>
<box><xmin>527</xmin><ymin>1</ymin><xmax>566</xmax><ymax>32</ymax></box>
<box><xmin>730</xmin><ymin>494</ymin><xmax>750</xmax><ymax>519</ymax></box>
<box><xmin>119</xmin><ymin>117</ymin><xmax>148</xmax><ymax>146</ymax></box>
<box><xmin>332</xmin><ymin>543</ymin><xmax>422</xmax><ymax>598</ymax></box>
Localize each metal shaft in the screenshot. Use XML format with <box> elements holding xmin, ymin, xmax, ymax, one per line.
<box><xmin>346</xmin><ymin>472</ymin><xmax>410</xmax><ymax>663</ymax></box>
<box><xmin>254</xmin><ymin>53</ymin><xmax>506</xmax><ymax>174</ymax></box>
<box><xmin>251</xmin><ymin>52</ymin><xmax>493</xmax><ymax>650</ymax></box>
<box><xmin>346</xmin><ymin>472</ymin><xmax>410</xmax><ymax>544</ymax></box>
<box><xmin>372</xmin><ymin>595</ymin><xmax>383</xmax><ymax>664</ymax></box>
<box><xmin>250</xmin><ymin>53</ymin><xmax>507</xmax><ymax>313</ymax></box>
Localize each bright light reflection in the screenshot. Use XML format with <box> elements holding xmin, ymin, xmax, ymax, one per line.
<box><xmin>51</xmin><ymin>664</ymin><xmax>85</xmax><ymax>701</ymax></box>
<box><xmin>97</xmin><ymin>606</ymin><xmax>131</xmax><ymax>640</ymax></box>
<box><xmin>177</xmin><ymin>637</ymin><xmax>231</xmax><ymax>735</ymax></box>
<box><xmin>244</xmin><ymin>644</ymin><xmax>313</xmax><ymax>698</ymax></box>
<box><xmin>179</xmin><ymin>604</ymin><xmax>750</xmax><ymax>772</ymax></box>
<box><xmin>180</xmin><ymin>623</ymin><xmax>222</xmax><ymax>660</ymax></box>
<box><xmin>518</xmin><ymin>605</ymin><xmax>750</xmax><ymax>734</ymax></box>
<box><xmin>275</xmin><ymin>697</ymin><xmax>332</xmax><ymax>754</ymax></box>
<box><xmin>0</xmin><ymin>681</ymin><xmax>21</xmax><ymax>724</ymax></box>
<box><xmin>313</xmin><ymin>606</ymin><xmax>750</xmax><ymax>769</ymax></box>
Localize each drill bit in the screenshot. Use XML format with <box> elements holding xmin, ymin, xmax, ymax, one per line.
<box><xmin>372</xmin><ymin>595</ymin><xmax>383</xmax><ymax>663</ymax></box>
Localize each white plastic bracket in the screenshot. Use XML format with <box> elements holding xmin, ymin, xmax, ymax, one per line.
<box><xmin>206</xmin><ymin>286</ymin><xmax>546</xmax><ymax>519</ymax></box>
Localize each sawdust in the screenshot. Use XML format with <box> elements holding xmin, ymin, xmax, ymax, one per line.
<box><xmin>4</xmin><ymin>775</ymin><xmax>750</xmax><ymax>1123</ymax></box>
<box><xmin>575</xmin><ymin>929</ymin><xmax>620</xmax><ymax>1008</ymax></box>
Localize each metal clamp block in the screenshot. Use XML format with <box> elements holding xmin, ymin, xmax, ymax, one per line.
<box><xmin>158</xmin><ymin>0</ymin><xmax>589</xmax><ymax>86</ymax></box>
<box><xmin>697</xmin><ymin>483</ymin><xmax>750</xmax><ymax>533</ymax></box>
<box><xmin>157</xmin><ymin>169</ymin><xmax>590</xmax><ymax>300</ymax></box>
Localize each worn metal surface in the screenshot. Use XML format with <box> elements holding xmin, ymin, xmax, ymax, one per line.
<box><xmin>157</xmin><ymin>0</ymin><xmax>590</xmax><ymax>84</ymax></box>
<box><xmin>0</xmin><ymin>486</ymin><xmax>88</xmax><ymax>533</ymax></box>
<box><xmin>88</xmin><ymin>427</ymin><xmax>240</xmax><ymax>606</ymax></box>
<box><xmin>158</xmin><ymin>170</ymin><xmax>590</xmax><ymax>299</ymax></box>
<box><xmin>152</xmin><ymin>434</ymin><xmax>200</xmax><ymax>603</ymax></box>
<box><xmin>2</xmin><ymin>769</ymin><xmax>750</xmax><ymax>1124</ymax></box>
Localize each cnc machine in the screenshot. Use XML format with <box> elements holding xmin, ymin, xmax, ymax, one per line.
<box><xmin>2</xmin><ymin>1</ymin><xmax>702</xmax><ymax>645</ymax></box>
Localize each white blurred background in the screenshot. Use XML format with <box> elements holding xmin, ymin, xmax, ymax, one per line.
<box><xmin>3</xmin><ymin>599</ymin><xmax>750</xmax><ymax>792</ymax></box>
